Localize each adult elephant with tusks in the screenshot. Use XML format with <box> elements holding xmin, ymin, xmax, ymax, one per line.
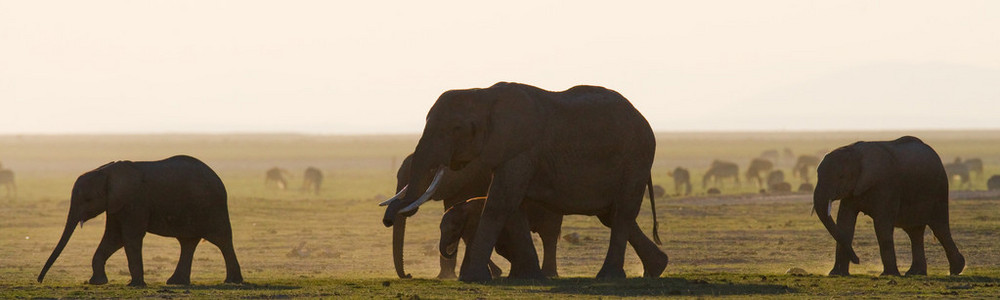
<box><xmin>814</xmin><ymin>136</ymin><xmax>964</xmax><ymax>276</ymax></box>
<box><xmin>37</xmin><ymin>155</ymin><xmax>243</xmax><ymax>287</ymax></box>
<box><xmin>381</xmin><ymin>154</ymin><xmax>497</xmax><ymax>279</ymax></box>
<box><xmin>380</xmin><ymin>82</ymin><xmax>667</xmax><ymax>282</ymax></box>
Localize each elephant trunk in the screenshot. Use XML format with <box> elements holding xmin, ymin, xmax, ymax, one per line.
<box><xmin>391</xmin><ymin>214</ymin><xmax>411</xmax><ymax>279</ymax></box>
<box><xmin>38</xmin><ymin>212</ymin><xmax>79</xmax><ymax>282</ymax></box>
<box><xmin>813</xmin><ymin>195</ymin><xmax>860</xmax><ymax>264</ymax></box>
<box><xmin>440</xmin><ymin>238</ymin><xmax>459</xmax><ymax>260</ymax></box>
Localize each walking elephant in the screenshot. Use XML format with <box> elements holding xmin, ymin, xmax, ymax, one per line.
<box><xmin>668</xmin><ymin>167</ymin><xmax>692</xmax><ymax>196</ymax></box>
<box><xmin>381</xmin><ymin>154</ymin><xmax>564</xmax><ymax>279</ymax></box>
<box><xmin>814</xmin><ymin>136</ymin><xmax>964</xmax><ymax>276</ymax></box>
<box><xmin>703</xmin><ymin>160</ymin><xmax>739</xmax><ymax>189</ymax></box>
<box><xmin>380</xmin><ymin>82</ymin><xmax>667</xmax><ymax>282</ymax></box>
<box><xmin>38</xmin><ymin>155</ymin><xmax>243</xmax><ymax>286</ymax></box>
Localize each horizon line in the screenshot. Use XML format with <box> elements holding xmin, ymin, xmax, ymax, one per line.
<box><xmin>3</xmin><ymin>127</ymin><xmax>1000</xmax><ymax>137</ymax></box>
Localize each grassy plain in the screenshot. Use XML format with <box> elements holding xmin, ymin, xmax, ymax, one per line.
<box><xmin>1</xmin><ymin>131</ymin><xmax>999</xmax><ymax>298</ymax></box>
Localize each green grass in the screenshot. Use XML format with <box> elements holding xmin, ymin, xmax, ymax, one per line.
<box><xmin>1</xmin><ymin>131</ymin><xmax>998</xmax><ymax>298</ymax></box>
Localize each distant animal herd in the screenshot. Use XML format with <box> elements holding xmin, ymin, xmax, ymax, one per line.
<box><xmin>13</xmin><ymin>82</ymin><xmax>999</xmax><ymax>287</ymax></box>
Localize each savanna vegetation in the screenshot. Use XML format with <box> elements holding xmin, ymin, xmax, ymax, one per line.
<box><xmin>1</xmin><ymin>131</ymin><xmax>998</xmax><ymax>298</ymax></box>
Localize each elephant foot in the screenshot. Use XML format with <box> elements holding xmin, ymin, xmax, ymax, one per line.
<box><xmin>642</xmin><ymin>252</ymin><xmax>669</xmax><ymax>278</ymax></box>
<box><xmin>950</xmin><ymin>254</ymin><xmax>966</xmax><ymax>276</ymax></box>
<box><xmin>436</xmin><ymin>270</ymin><xmax>457</xmax><ymax>280</ymax></box>
<box><xmin>880</xmin><ymin>270</ymin><xmax>901</xmax><ymax>277</ymax></box>
<box><xmin>905</xmin><ymin>269</ymin><xmax>927</xmax><ymax>276</ymax></box>
<box><xmin>542</xmin><ymin>269</ymin><xmax>559</xmax><ymax>278</ymax></box>
<box><xmin>828</xmin><ymin>269</ymin><xmax>850</xmax><ymax>276</ymax></box>
<box><xmin>88</xmin><ymin>275</ymin><xmax>109</xmax><ymax>285</ymax></box>
<box><xmin>224</xmin><ymin>275</ymin><xmax>244</xmax><ymax>284</ymax></box>
<box><xmin>508</xmin><ymin>265</ymin><xmax>544</xmax><ymax>280</ymax></box>
<box><xmin>595</xmin><ymin>267</ymin><xmax>626</xmax><ymax>280</ymax></box>
<box><xmin>487</xmin><ymin>264</ymin><xmax>504</xmax><ymax>279</ymax></box>
<box><xmin>166</xmin><ymin>275</ymin><xmax>191</xmax><ymax>285</ymax></box>
<box><xmin>127</xmin><ymin>280</ymin><xmax>147</xmax><ymax>287</ymax></box>
<box><xmin>458</xmin><ymin>265</ymin><xmax>493</xmax><ymax>283</ymax></box>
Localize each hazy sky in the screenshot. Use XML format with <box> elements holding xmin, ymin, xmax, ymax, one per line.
<box><xmin>2</xmin><ymin>1</ymin><xmax>998</xmax><ymax>134</ymax></box>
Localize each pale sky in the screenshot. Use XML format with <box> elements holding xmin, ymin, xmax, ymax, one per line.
<box><xmin>2</xmin><ymin>1</ymin><xmax>998</xmax><ymax>134</ymax></box>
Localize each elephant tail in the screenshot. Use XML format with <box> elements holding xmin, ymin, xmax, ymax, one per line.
<box><xmin>647</xmin><ymin>177</ymin><xmax>662</xmax><ymax>245</ymax></box>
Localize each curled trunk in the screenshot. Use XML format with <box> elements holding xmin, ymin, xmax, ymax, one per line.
<box><xmin>440</xmin><ymin>239</ymin><xmax>459</xmax><ymax>260</ymax></box>
<box><xmin>38</xmin><ymin>215</ymin><xmax>78</xmax><ymax>282</ymax></box>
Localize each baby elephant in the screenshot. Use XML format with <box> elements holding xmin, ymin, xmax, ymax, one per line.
<box><xmin>439</xmin><ymin>197</ymin><xmax>563</xmax><ymax>278</ymax></box>
<box><xmin>38</xmin><ymin>155</ymin><xmax>243</xmax><ymax>287</ymax></box>
<box><xmin>814</xmin><ymin>136</ymin><xmax>964</xmax><ymax>276</ymax></box>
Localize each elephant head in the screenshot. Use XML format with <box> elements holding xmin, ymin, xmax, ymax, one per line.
<box><xmin>813</xmin><ymin>145</ymin><xmax>894</xmax><ymax>265</ymax></box>
<box><xmin>38</xmin><ymin>161</ymin><xmax>141</xmax><ymax>282</ymax></box>
<box><xmin>381</xmin><ymin>83</ymin><xmax>541</xmax><ymax>227</ymax></box>
<box><xmin>380</xmin><ymin>153</ymin><xmax>492</xmax><ymax>278</ymax></box>
<box><xmin>439</xmin><ymin>198</ymin><xmax>486</xmax><ymax>259</ymax></box>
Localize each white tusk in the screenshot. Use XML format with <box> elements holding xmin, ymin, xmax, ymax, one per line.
<box><xmin>378</xmin><ymin>185</ymin><xmax>408</xmax><ymax>206</ymax></box>
<box><xmin>827</xmin><ymin>200</ymin><xmax>833</xmax><ymax>216</ymax></box>
<box><xmin>399</xmin><ymin>168</ymin><xmax>446</xmax><ymax>214</ymax></box>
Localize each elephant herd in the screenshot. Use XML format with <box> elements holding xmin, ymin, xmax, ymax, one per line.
<box><xmin>34</xmin><ymin>82</ymin><xmax>977</xmax><ymax>287</ymax></box>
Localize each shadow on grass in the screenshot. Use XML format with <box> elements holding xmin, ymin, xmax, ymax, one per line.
<box><xmin>157</xmin><ymin>282</ymin><xmax>301</xmax><ymax>291</ymax></box>
<box><xmin>484</xmin><ymin>277</ymin><xmax>795</xmax><ymax>297</ymax></box>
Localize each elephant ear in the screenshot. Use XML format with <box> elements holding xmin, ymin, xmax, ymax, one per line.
<box><xmin>478</xmin><ymin>84</ymin><xmax>543</xmax><ymax>168</ymax></box>
<box><xmin>853</xmin><ymin>143</ymin><xmax>894</xmax><ymax>196</ymax></box>
<box><xmin>104</xmin><ymin>161</ymin><xmax>142</xmax><ymax>214</ymax></box>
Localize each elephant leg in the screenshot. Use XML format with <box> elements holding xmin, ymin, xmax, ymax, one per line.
<box><xmin>627</xmin><ymin>220</ymin><xmax>669</xmax><ymax>278</ymax></box>
<box><xmin>167</xmin><ymin>237</ymin><xmax>200</xmax><ymax>285</ymax></box>
<box><xmin>596</xmin><ymin>213</ymin><xmax>667</xmax><ymax>278</ymax></box>
<box><xmin>205</xmin><ymin>234</ymin><xmax>244</xmax><ymax>284</ymax></box>
<box><xmin>873</xmin><ymin>218</ymin><xmax>900</xmax><ymax>276</ymax></box>
<box><xmin>459</xmin><ymin>157</ymin><xmax>534</xmax><ymax>282</ymax></box>
<box><xmin>487</xmin><ymin>259</ymin><xmax>503</xmax><ymax>278</ymax></box>
<box><xmin>539</xmin><ymin>215</ymin><xmax>562</xmax><ymax>277</ymax></box>
<box><xmin>929</xmin><ymin>221</ymin><xmax>965</xmax><ymax>275</ymax></box>
<box><xmin>830</xmin><ymin>204</ymin><xmax>859</xmax><ymax>276</ymax></box>
<box><xmin>436</xmin><ymin>253</ymin><xmax>458</xmax><ymax>279</ymax></box>
<box><xmin>500</xmin><ymin>211</ymin><xmax>543</xmax><ymax>279</ymax></box>
<box><xmin>89</xmin><ymin>229</ymin><xmax>124</xmax><ymax>285</ymax></box>
<box><xmin>903</xmin><ymin>226</ymin><xmax>927</xmax><ymax>276</ymax></box>
<box><xmin>122</xmin><ymin>232</ymin><xmax>147</xmax><ymax>287</ymax></box>
<box><xmin>597</xmin><ymin>185</ymin><xmax>644</xmax><ymax>279</ymax></box>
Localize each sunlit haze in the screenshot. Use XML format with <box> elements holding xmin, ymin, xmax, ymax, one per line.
<box><xmin>2</xmin><ymin>1</ymin><xmax>998</xmax><ymax>134</ymax></box>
